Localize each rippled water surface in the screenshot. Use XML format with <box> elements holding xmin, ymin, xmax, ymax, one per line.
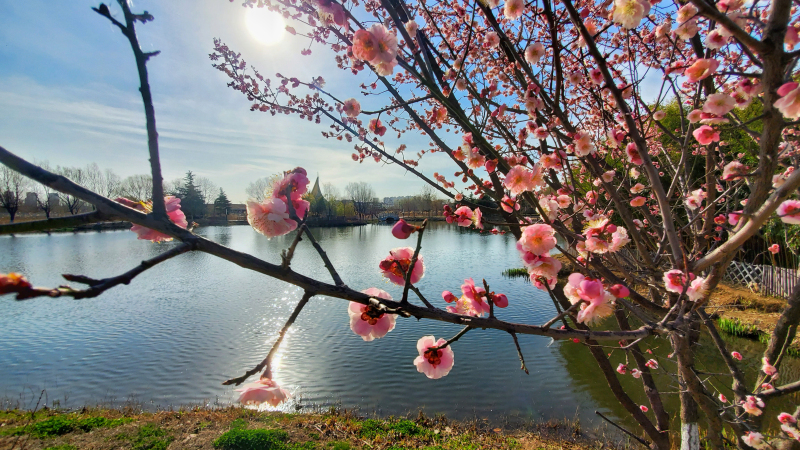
<box><xmin>0</xmin><ymin>224</ymin><xmax>797</xmax><ymax>428</ymax></box>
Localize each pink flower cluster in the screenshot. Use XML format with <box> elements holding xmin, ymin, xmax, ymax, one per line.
<box><xmin>414</xmin><ymin>335</ymin><xmax>455</xmax><ymax>379</ymax></box>
<box><xmin>516</xmin><ymin>224</ymin><xmax>563</xmax><ymax>289</ymax></box>
<box><xmin>663</xmin><ymin>270</ymin><xmax>707</xmax><ymax>301</ymax></box>
<box><xmin>352</xmin><ymin>24</ymin><xmax>398</xmax><ymax>76</ymax></box>
<box><xmin>441</xmin><ymin>278</ymin><xmax>508</xmax><ymax>317</ymax></box>
<box><xmin>443</xmin><ymin>205</ymin><xmax>483</xmax><ymax>229</ymax></box>
<box><xmin>563</xmin><ymin>273</ymin><xmax>615</xmax><ymax>324</ymax></box>
<box><xmin>583</xmin><ymin>216</ymin><xmax>630</xmax><ymax>254</ymax></box>
<box><xmin>117</xmin><ymin>196</ymin><xmax>189</xmax><ymax>243</ymax></box>
<box><xmin>247</xmin><ymin>168</ymin><xmax>310</xmax><ymax>238</ymax></box>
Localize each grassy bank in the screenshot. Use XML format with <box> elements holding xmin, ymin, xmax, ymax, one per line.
<box><xmin>0</xmin><ymin>407</ymin><xmax>629</xmax><ymax>450</ymax></box>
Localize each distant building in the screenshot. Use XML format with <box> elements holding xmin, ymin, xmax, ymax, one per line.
<box><xmin>24</xmin><ymin>192</ymin><xmax>37</xmax><ymax>207</ymax></box>
<box><xmin>383</xmin><ymin>196</ymin><xmax>412</xmax><ymax>207</ymax></box>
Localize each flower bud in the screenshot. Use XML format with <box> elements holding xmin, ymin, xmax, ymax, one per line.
<box><xmin>391</xmin><ymin>219</ymin><xmax>417</xmax><ymax>239</ymax></box>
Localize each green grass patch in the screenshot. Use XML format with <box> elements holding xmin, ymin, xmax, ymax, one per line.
<box><xmin>717</xmin><ymin>318</ymin><xmax>760</xmax><ymax>338</ymax></box>
<box><xmin>128</xmin><ymin>424</ymin><xmax>174</xmax><ymax>450</ymax></box>
<box><xmin>3</xmin><ymin>414</ymin><xmax>132</xmax><ymax>438</ymax></box>
<box><xmin>43</xmin><ymin>446</ymin><xmax>78</xmax><ymax>450</ymax></box>
<box><xmin>502</xmin><ymin>268</ymin><xmax>528</xmax><ymax>278</ymax></box>
<box><xmin>213</xmin><ymin>428</ymin><xmax>292</xmax><ymax>450</ymax></box>
<box><xmin>229</xmin><ymin>418</ymin><xmax>248</xmax><ymax>430</ymax></box>
<box><xmin>326</xmin><ymin>442</ymin><xmax>351</xmax><ymax>450</ymax></box>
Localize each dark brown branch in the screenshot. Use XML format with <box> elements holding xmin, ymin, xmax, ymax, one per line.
<box><xmin>433</xmin><ymin>326</ymin><xmax>473</xmax><ymax>349</ymax></box>
<box><xmin>595</xmin><ymin>411</ymin><xmax>650</xmax><ymax>447</ymax></box>
<box><xmin>11</xmin><ymin>242</ymin><xmax>192</xmax><ymax>300</ymax></box>
<box><xmin>401</xmin><ymin>219</ymin><xmax>427</xmax><ymax>304</ymax></box>
<box><xmin>223</xmin><ymin>290</ymin><xmax>314</xmax><ymax>385</ymax></box>
<box><xmin>0</xmin><ymin>211</ymin><xmax>117</xmax><ymax>235</ymax></box>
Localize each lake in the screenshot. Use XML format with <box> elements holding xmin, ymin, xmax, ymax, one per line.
<box><xmin>0</xmin><ymin>223</ymin><xmax>796</xmax><ymax>430</ymax></box>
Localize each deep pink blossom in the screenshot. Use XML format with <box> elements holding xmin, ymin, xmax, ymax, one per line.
<box><xmin>517</xmin><ymin>224</ymin><xmax>557</xmax><ymax>257</ymax></box>
<box><xmin>442</xmin><ymin>291</ymin><xmax>458</xmax><ymax>303</ymax></box>
<box><xmin>617</xmin><ymin>363</ymin><xmax>627</xmax><ymax>374</ymax></box>
<box><xmin>769</xmin><ymin>244</ymin><xmax>780</xmax><ymax>254</ymax></box>
<box><xmin>663</xmin><ymin>269</ymin><xmax>707</xmax><ymax>301</ymax></box>
<box><xmin>414</xmin><ymin>336</ymin><xmax>455</xmax><ymax>379</ymax></box>
<box><xmin>609</xmin><ymin>284</ymin><xmax>630</xmax><ymax>298</ymax></box>
<box><xmin>115</xmin><ymin>196</ymin><xmax>189</xmax><ymax>243</ymax></box>
<box><xmin>731</xmin><ymin>351</ymin><xmax>743</xmax><ymax>360</ymax></box>
<box><xmin>352</xmin><ymin>29</ymin><xmax>379</xmax><ymax>61</ymax></box>
<box><xmin>775</xmin><ymin>82</ymin><xmax>800</xmax><ymax>119</ymax></box>
<box><xmin>563</xmin><ymin>273</ymin><xmax>615</xmax><ymax>324</ymax></box>
<box><xmin>626</xmin><ymin>143</ymin><xmax>643</xmax><ymax>165</ymax></box>
<box><xmin>684</xmin><ymin>59</ymin><xmax>719</xmax><ymax>83</ymax></box>
<box><xmin>349</xmin><ymin>288</ymin><xmax>396</xmax><ymax>341</ymax></box>
<box><xmin>453</xmin><ymin>206</ymin><xmax>473</xmax><ymax>227</ymax></box>
<box><xmin>237</xmin><ymin>378</ymin><xmax>290</xmax><ymax>407</ymax></box>
<box><xmin>693</xmin><ymin>125</ymin><xmax>720</xmax><ymax>145</ymax></box>
<box><xmin>779</xmin><ymin>412</ymin><xmax>797</xmax><ymax>424</ymax></box>
<box><xmin>379</xmin><ymin>247</ymin><xmax>424</xmax><ymax>285</ymax></box>
<box><xmin>392</xmin><ymin>219</ymin><xmax>417</xmax><ymax>239</ymax></box>
<box><xmin>778</xmin><ymin>200</ymin><xmax>800</xmax><ymax>224</ymax></box>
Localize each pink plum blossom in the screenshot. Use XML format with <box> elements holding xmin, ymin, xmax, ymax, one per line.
<box><xmin>640</xmin><ymin>405</ymin><xmax>649</xmax><ymax>412</ymax></box>
<box><xmin>731</xmin><ymin>351</ymin><xmax>743</xmax><ymax>360</ymax></box>
<box><xmin>777</xmin><ymin>200</ymin><xmax>800</xmax><ymax>224</ymax></box>
<box><xmin>503</xmin><ymin>166</ymin><xmax>537</xmax><ymax>196</ymax></box>
<box><xmin>663</xmin><ymin>270</ymin><xmax>707</xmax><ymax>301</ymax></box>
<box><xmin>414</xmin><ymin>336</ymin><xmax>455</xmax><ymax>379</ymax></box>
<box><xmin>379</xmin><ymin>247</ymin><xmax>424</xmax><ymax>285</ymax></box>
<box><xmin>742</xmin><ymin>396</ymin><xmax>764</xmax><ymax>416</ymax></box>
<box><xmin>343</xmin><ymin>98</ymin><xmax>361</xmax><ymax>117</ymax></box>
<box><xmin>237</xmin><ymin>378</ymin><xmax>290</xmax><ymax>407</ymax></box>
<box><xmin>484</xmin><ymin>32</ymin><xmax>500</xmax><ymax>48</ymax></box>
<box><xmin>769</xmin><ymin>244</ymin><xmax>780</xmax><ymax>254</ymax></box>
<box><xmin>352</xmin><ymin>29</ymin><xmax>379</xmax><ymax>61</ymax></box>
<box><xmin>722</xmin><ymin>161</ymin><xmax>748</xmax><ymax>180</ymax></box>
<box><xmin>491</xmin><ymin>293</ymin><xmax>508</xmax><ymax>308</ymax></box>
<box><xmin>775</xmin><ymin>82</ymin><xmax>800</xmax><ymax>119</ymax></box>
<box><xmin>517</xmin><ymin>224</ymin><xmax>557</xmax><ymax>256</ymax></box>
<box><xmin>779</xmin><ymin>412</ymin><xmax>797</xmax><ymax>424</ymax></box>
<box><xmin>630</xmin><ymin>196</ymin><xmax>646</xmax><ymax>207</ymax></box>
<box><xmin>247</xmin><ymin>197</ymin><xmax>297</xmax><ymax>238</ymax></box>
<box><xmin>117</xmin><ymin>196</ymin><xmax>189</xmax><ymax>243</ymax></box>
<box><xmin>609</xmin><ymin>284</ymin><xmax>630</xmax><ymax>298</ymax></box>
<box><xmin>685</xmin><ymin>189</ymin><xmax>706</xmax><ymax>210</ymax></box>
<box><xmin>631</xmin><ymin>368</ymin><xmax>642</xmax><ymax>378</ymax></box>
<box><xmin>719</xmin><ymin>393</ymin><xmax>728</xmax><ymax>402</ymax></box>
<box><xmin>703</xmin><ymin>93</ymin><xmax>736</xmax><ymax>116</ymax></box>
<box><xmin>693</xmin><ymin>125</ymin><xmax>720</xmax><ymax>145</ymax></box>
<box><xmin>524</xmin><ymin>43</ymin><xmax>545</xmax><ymax>64</ymax></box>
<box><xmin>453</xmin><ymin>206</ymin><xmax>474</xmax><ymax>227</ymax></box>
<box><xmin>442</xmin><ymin>291</ymin><xmax>458</xmax><ymax>303</ymax></box>
<box><xmin>612</xmin><ymin>0</ymin><xmax>650</xmax><ymax>29</ymax></box>
<box><xmin>392</xmin><ymin>219</ymin><xmax>417</xmax><ymax>239</ymax></box>
<box><xmin>563</xmin><ymin>273</ymin><xmax>615</xmax><ymax>325</ymax></box>
<box><xmin>684</xmin><ymin>59</ymin><xmax>719</xmax><ymax>83</ymax></box>
<box><xmin>617</xmin><ymin>363</ymin><xmax>627</xmax><ymax>374</ymax></box>
<box><xmin>583</xmin><ymin>218</ymin><xmax>631</xmax><ymax>254</ymax></box>
<box><xmin>741</xmin><ymin>432</ymin><xmax>764</xmax><ymax>449</ymax></box>
<box><xmin>349</xmin><ymin>288</ymin><xmax>397</xmax><ymax>341</ymax></box>
<box><xmin>369</xmin><ymin>24</ymin><xmax>398</xmax><ymax>64</ymax></box>
<box><xmin>687</xmin><ymin>109</ymin><xmax>703</xmax><ymax>123</ymax></box>
<box><xmin>645</xmin><ymin>359</ymin><xmax>658</xmax><ymax>369</ymax></box>
<box><xmin>762</xmin><ymin>357</ymin><xmax>778</xmax><ymax>376</ymax></box>
<box><xmin>504</xmin><ymin>0</ymin><xmax>525</xmax><ymax>20</ymax></box>
<box><xmin>626</xmin><ymin>143</ymin><xmax>643</xmax><ymax>165</ymax></box>
<box><xmin>524</xmin><ymin>254</ymin><xmax>562</xmax><ymax>290</ymax></box>
<box><xmin>461</xmin><ymin>278</ymin><xmax>491</xmax><ymax>315</ymax></box>
<box><xmin>782</xmin><ymin>423</ymin><xmax>800</xmax><ymax>440</ymax></box>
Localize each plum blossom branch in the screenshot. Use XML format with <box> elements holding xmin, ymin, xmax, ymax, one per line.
<box><xmin>223</xmin><ymin>290</ymin><xmax>314</xmax><ymax>385</ymax></box>
<box><xmin>509</xmin><ymin>332</ymin><xmax>529</xmax><ymax>375</ymax></box>
<box><xmin>401</xmin><ymin>219</ymin><xmax>427</xmax><ymax>305</ymax></box>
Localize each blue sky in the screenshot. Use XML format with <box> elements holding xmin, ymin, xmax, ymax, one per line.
<box><xmin>0</xmin><ymin>1</ymin><xmax>448</xmax><ymax>203</ymax></box>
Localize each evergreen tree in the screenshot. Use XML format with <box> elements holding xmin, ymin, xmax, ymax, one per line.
<box><xmin>213</xmin><ymin>188</ymin><xmax>232</xmax><ymax>216</ymax></box>
<box><xmin>177</xmin><ymin>171</ymin><xmax>205</xmax><ymax>220</ymax></box>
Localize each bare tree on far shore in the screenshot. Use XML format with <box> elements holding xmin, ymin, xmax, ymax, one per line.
<box><xmin>345</xmin><ymin>181</ymin><xmax>376</xmax><ymax>219</ymax></box>
<box><xmin>0</xmin><ymin>165</ymin><xmax>29</xmax><ymax>222</ymax></box>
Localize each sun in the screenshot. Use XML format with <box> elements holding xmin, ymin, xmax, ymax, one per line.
<box><xmin>245</xmin><ymin>7</ymin><xmax>286</xmax><ymax>46</ymax></box>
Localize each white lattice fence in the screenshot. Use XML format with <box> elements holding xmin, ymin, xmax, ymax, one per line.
<box><xmin>724</xmin><ymin>261</ymin><xmax>763</xmax><ymax>291</ymax></box>
<box><xmin>723</xmin><ymin>260</ymin><xmax>799</xmax><ymax>299</ymax></box>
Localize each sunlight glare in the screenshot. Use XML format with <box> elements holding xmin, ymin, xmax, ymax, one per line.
<box><xmin>245</xmin><ymin>7</ymin><xmax>286</xmax><ymax>46</ymax></box>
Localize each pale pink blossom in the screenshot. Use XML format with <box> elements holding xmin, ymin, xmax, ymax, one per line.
<box><xmin>379</xmin><ymin>247</ymin><xmax>424</xmax><ymax>285</ymax></box>
<box><xmin>722</xmin><ymin>161</ymin><xmax>748</xmax><ymax>180</ymax></box>
<box><xmin>118</xmin><ymin>196</ymin><xmax>189</xmax><ymax>243</ymax></box>
<box><xmin>779</xmin><ymin>412</ymin><xmax>797</xmax><ymax>424</ymax></box>
<box><xmin>769</xmin><ymin>244</ymin><xmax>780</xmax><ymax>254</ymax></box>
<box><xmin>775</xmin><ymin>82</ymin><xmax>800</xmax><ymax>119</ymax></box>
<box><xmin>349</xmin><ymin>288</ymin><xmax>397</xmax><ymax>341</ymax></box>
<box><xmin>742</xmin><ymin>396</ymin><xmax>764</xmax><ymax>416</ymax></box>
<box><xmin>453</xmin><ymin>206</ymin><xmax>474</xmax><ymax>227</ymax></box>
<box><xmin>626</xmin><ymin>142</ymin><xmax>643</xmax><ymax>165</ymax></box>
<box><xmin>369</xmin><ymin>24</ymin><xmax>398</xmax><ymax>64</ymax></box>
<box><xmin>392</xmin><ymin>219</ymin><xmax>417</xmax><ymax>239</ymax></box>
<box><xmin>484</xmin><ymin>32</ymin><xmax>500</xmax><ymax>48</ymax></box>
<box><xmin>652</xmin><ymin>110</ymin><xmax>666</xmax><ymax>121</ymax></box>
<box><xmin>685</xmin><ymin>189</ymin><xmax>706</xmax><ymax>210</ymax></box>
<box><xmin>352</xmin><ymin>29</ymin><xmax>379</xmax><ymax>61</ymax></box>
<box><xmin>630</xmin><ymin>196</ymin><xmax>646</xmax><ymax>207</ymax></box>
<box><xmin>524</xmin><ymin>42</ymin><xmax>545</xmax><ymax>64</ymax></box>
<box><xmin>705</xmin><ymin>29</ymin><xmax>727</xmax><ymax>49</ymax></box>
<box><xmin>343</xmin><ymin>98</ymin><xmax>361</xmax><ymax>117</ymax></box>
<box><xmin>503</xmin><ymin>166</ymin><xmax>537</xmax><ymax>196</ymax></box>
<box><xmin>631</xmin><ymin>368</ymin><xmax>642</xmax><ymax>378</ymax></box>
<box><xmin>602</xmin><ymin>170</ymin><xmax>615</xmax><ymax>183</ymax></box>
<box><xmin>504</xmin><ymin>0</ymin><xmax>525</xmax><ymax>20</ymax></box>
<box><xmin>414</xmin><ymin>335</ymin><xmax>455</xmax><ymax>379</ymax></box>
<box><xmin>782</xmin><ymin>423</ymin><xmax>800</xmax><ymax>440</ymax></box>
<box><xmin>584</xmin><ymin>219</ymin><xmax>631</xmax><ymax>254</ymax></box>
<box><xmin>741</xmin><ymin>432</ymin><xmax>764</xmax><ymax>449</ymax></box>
<box><xmin>684</xmin><ymin>59</ymin><xmax>720</xmax><ymax>83</ymax></box>
<box><xmin>501</xmin><ymin>195</ymin><xmax>520</xmax><ymax>213</ymax></box>
<box><xmin>405</xmin><ymin>19</ymin><xmax>419</xmax><ymax>36</ymax></box>
<box><xmin>517</xmin><ymin>224</ymin><xmax>557</xmax><ymax>256</ymax></box>
<box><xmin>573</xmin><ymin>131</ymin><xmax>596</xmax><ymax>156</ymax></box>
<box><xmin>630</xmin><ymin>183</ymin><xmax>646</xmax><ymax>194</ymax></box>
<box><xmin>703</xmin><ymin>93</ymin><xmax>736</xmax><ymax>116</ymax></box>
<box><xmin>762</xmin><ymin>357</ymin><xmax>778</xmax><ymax>376</ymax></box>
<box><xmin>693</xmin><ymin>125</ymin><xmax>720</xmax><ymax>145</ymax></box>
<box><xmin>523</xmin><ymin>254</ymin><xmax>562</xmax><ymax>289</ymax></box>
<box><xmin>617</xmin><ymin>363</ymin><xmax>627</xmax><ymax>374</ymax></box>
<box><xmin>563</xmin><ymin>273</ymin><xmax>615</xmax><ymax>325</ymax></box>
<box><xmin>676</xmin><ymin>3</ymin><xmax>698</xmax><ymax>23</ymax></box>
<box><xmin>778</xmin><ymin>200</ymin><xmax>800</xmax><ymax>224</ymax></box>
<box><xmin>374</xmin><ymin>59</ymin><xmax>398</xmax><ymax>76</ymax></box>
<box><xmin>687</xmin><ymin>109</ymin><xmax>703</xmax><ymax>123</ymax></box>
<box><xmin>237</xmin><ymin>378</ymin><xmax>290</xmax><ymax>407</ymax></box>
<box><xmin>663</xmin><ymin>270</ymin><xmax>707</xmax><ymax>301</ymax></box>
<box><xmin>247</xmin><ymin>197</ymin><xmax>297</xmax><ymax>238</ymax></box>
<box><xmin>612</xmin><ymin>0</ymin><xmax>650</xmax><ymax>29</ymax></box>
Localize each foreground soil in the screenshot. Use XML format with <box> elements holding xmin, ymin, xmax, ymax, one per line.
<box><xmin>0</xmin><ymin>407</ymin><xmax>630</xmax><ymax>450</ymax></box>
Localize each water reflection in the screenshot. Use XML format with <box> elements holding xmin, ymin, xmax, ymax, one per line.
<box><xmin>0</xmin><ymin>224</ymin><xmax>795</xmax><ymax>432</ymax></box>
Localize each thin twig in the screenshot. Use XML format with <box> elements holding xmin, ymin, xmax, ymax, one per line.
<box><xmin>223</xmin><ymin>290</ymin><xmax>314</xmax><ymax>385</ymax></box>
<box><xmin>510</xmin><ymin>332</ymin><xmax>529</xmax><ymax>374</ymax></box>
<box><xmin>542</xmin><ymin>301</ymin><xmax>583</xmax><ymax>329</ymax></box>
<box><xmin>595</xmin><ymin>411</ymin><xmax>650</xmax><ymax>447</ymax></box>
<box><xmin>401</xmin><ymin>219</ymin><xmax>427</xmax><ymax>304</ymax></box>
<box><xmin>432</xmin><ymin>326</ymin><xmax>473</xmax><ymax>349</ymax></box>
